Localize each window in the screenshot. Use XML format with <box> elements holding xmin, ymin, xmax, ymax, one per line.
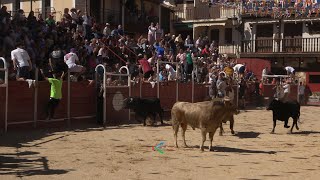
<box><xmin>284</xmin><ymin>23</ymin><xmax>302</xmax><ymax>37</ymax></box>
<box><xmin>256</xmin><ymin>24</ymin><xmax>273</xmax><ymax>38</ymax></box>
<box><xmin>225</xmin><ymin>28</ymin><xmax>232</xmax><ymax>44</ymax></box>
<box><xmin>308</xmin><ymin>22</ymin><xmax>320</xmax><ymax>34</ymax></box>
<box><xmin>309</xmin><ymin>75</ymin><xmax>320</xmax><ymax>84</ymax></box>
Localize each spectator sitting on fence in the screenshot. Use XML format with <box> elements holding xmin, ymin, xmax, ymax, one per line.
<box><xmin>11</xmin><ymin>42</ymin><xmax>33</xmax><ymax>81</ymax></box>
<box><xmin>138</xmin><ymin>54</ymin><xmax>154</xmax><ymax>83</ymax></box>
<box><xmin>64</xmin><ymin>48</ymin><xmax>86</xmax><ymax>81</ymax></box>
<box><xmin>284</xmin><ymin>66</ymin><xmax>295</xmax><ymax>80</ymax></box>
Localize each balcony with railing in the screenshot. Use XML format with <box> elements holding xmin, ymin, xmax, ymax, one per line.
<box><xmin>219</xmin><ymin>44</ymin><xmax>237</xmax><ymax>55</ymax></box>
<box><xmin>172</xmin><ymin>5</ymin><xmax>236</xmax><ymax>22</ymax></box>
<box><xmin>241</xmin><ymin>37</ymin><xmax>320</xmax><ymax>54</ymax></box>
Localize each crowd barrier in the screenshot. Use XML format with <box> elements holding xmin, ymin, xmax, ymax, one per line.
<box><xmin>262</xmin><ymin>74</ymin><xmax>299</xmax><ymax>102</ymax></box>
<box><xmin>0</xmin><ymin>59</ymin><xmax>96</xmax><ymax>132</ymax></box>
<box><xmin>1</xmin><ymin>61</ymin><xmax>240</xmax><ymax>132</ymax></box>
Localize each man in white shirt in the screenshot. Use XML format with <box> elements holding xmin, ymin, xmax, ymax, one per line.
<box><xmin>103</xmin><ymin>23</ymin><xmax>111</xmax><ymax>37</ymax></box>
<box><xmin>64</xmin><ymin>48</ymin><xmax>86</xmax><ymax>79</ymax></box>
<box><xmin>233</xmin><ymin>63</ymin><xmax>246</xmax><ymax>78</ymax></box>
<box><xmin>11</xmin><ymin>42</ymin><xmax>33</xmax><ymax>81</ymax></box>
<box><xmin>262</xmin><ymin>67</ymin><xmax>268</xmax><ymax>81</ymax></box>
<box><xmin>165</xmin><ymin>64</ymin><xmax>176</xmax><ymax>80</ymax></box>
<box><xmin>284</xmin><ymin>66</ymin><xmax>295</xmax><ymax>75</ymax></box>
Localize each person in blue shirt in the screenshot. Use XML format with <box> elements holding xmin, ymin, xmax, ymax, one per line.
<box><xmin>156</xmin><ymin>43</ymin><xmax>164</xmax><ymax>57</ymax></box>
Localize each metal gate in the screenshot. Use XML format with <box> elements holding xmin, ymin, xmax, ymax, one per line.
<box><xmin>95</xmin><ymin>65</ymin><xmax>131</xmax><ymax>126</ymax></box>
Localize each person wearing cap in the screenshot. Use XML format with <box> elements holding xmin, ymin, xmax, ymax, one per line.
<box><xmin>64</xmin><ymin>48</ymin><xmax>86</xmax><ymax>80</ymax></box>
<box><xmin>11</xmin><ymin>42</ymin><xmax>33</xmax><ymax>81</ymax></box>
<box><xmin>103</xmin><ymin>23</ymin><xmax>111</xmax><ymax>37</ymax></box>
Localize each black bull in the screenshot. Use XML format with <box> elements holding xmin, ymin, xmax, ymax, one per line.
<box><xmin>123</xmin><ymin>97</ymin><xmax>164</xmax><ymax>126</ymax></box>
<box><xmin>267</xmin><ymin>99</ymin><xmax>300</xmax><ymax>133</ymax></box>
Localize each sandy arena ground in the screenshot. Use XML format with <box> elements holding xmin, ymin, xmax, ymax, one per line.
<box><xmin>1</xmin><ymin>106</ymin><xmax>320</xmax><ymax>180</ymax></box>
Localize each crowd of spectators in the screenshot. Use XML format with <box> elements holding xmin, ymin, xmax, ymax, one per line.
<box><xmin>0</xmin><ymin>5</ymin><xmax>263</xmax><ymax>107</ymax></box>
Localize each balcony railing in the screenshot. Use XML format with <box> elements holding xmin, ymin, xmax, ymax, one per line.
<box><xmin>172</xmin><ymin>5</ymin><xmax>236</xmax><ymax>22</ymax></box>
<box><xmin>242</xmin><ymin>37</ymin><xmax>320</xmax><ymax>53</ymax></box>
<box><xmin>219</xmin><ymin>44</ymin><xmax>237</xmax><ymax>55</ymax></box>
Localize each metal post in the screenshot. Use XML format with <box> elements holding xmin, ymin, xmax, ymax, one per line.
<box><xmin>122</xmin><ymin>0</ymin><xmax>125</xmax><ymax>33</ymax></box>
<box><xmin>0</xmin><ymin>57</ymin><xmax>8</xmax><ymax>133</ymax></box>
<box><xmin>139</xmin><ymin>78</ymin><xmax>142</xmax><ymax>98</ymax></box>
<box><xmin>34</xmin><ymin>68</ymin><xmax>38</xmax><ymax>128</ymax></box>
<box><xmin>236</xmin><ymin>84</ymin><xmax>239</xmax><ymax>108</ymax></box>
<box><xmin>128</xmin><ymin>75</ymin><xmax>131</xmax><ymax>122</ymax></box>
<box><xmin>192</xmin><ymin>71</ymin><xmax>194</xmax><ymax>103</ymax></box>
<box><xmin>95</xmin><ymin>65</ymin><xmax>106</xmax><ymax>126</ymax></box>
<box><xmin>119</xmin><ymin>66</ymin><xmax>131</xmax><ymax>122</ymax></box>
<box><xmin>157</xmin><ymin>61</ymin><xmax>160</xmax><ymax>98</ymax></box>
<box><xmin>176</xmin><ymin>64</ymin><xmax>179</xmax><ymax>102</ymax></box>
<box><xmin>30</xmin><ymin>0</ymin><xmax>32</xmax><ymax>12</ymax></box>
<box><xmin>67</xmin><ymin>71</ymin><xmax>71</xmax><ymax>126</ymax></box>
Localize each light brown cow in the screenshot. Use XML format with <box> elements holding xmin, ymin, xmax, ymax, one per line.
<box><xmin>196</xmin><ymin>100</ymin><xmax>235</xmax><ymax>136</ymax></box>
<box><xmin>171</xmin><ymin>100</ymin><xmax>238</xmax><ymax>151</ymax></box>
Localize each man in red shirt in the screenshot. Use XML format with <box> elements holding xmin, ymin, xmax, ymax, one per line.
<box><xmin>138</xmin><ymin>54</ymin><xmax>154</xmax><ymax>82</ymax></box>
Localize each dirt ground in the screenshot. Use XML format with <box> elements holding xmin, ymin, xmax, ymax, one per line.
<box><xmin>1</xmin><ymin>106</ymin><xmax>320</xmax><ymax>180</ymax></box>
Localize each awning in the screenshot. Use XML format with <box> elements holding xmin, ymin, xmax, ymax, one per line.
<box><xmin>193</xmin><ymin>22</ymin><xmax>225</xmax><ymax>28</ymax></box>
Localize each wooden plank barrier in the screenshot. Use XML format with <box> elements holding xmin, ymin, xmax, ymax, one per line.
<box><xmin>0</xmin><ymin>87</ymin><xmax>5</xmax><ymax>129</ymax></box>
<box><xmin>37</xmin><ymin>81</ymin><xmax>68</xmax><ymax>120</ymax></box>
<box><xmin>105</xmin><ymin>87</ymin><xmax>130</xmax><ymax>125</ymax></box>
<box><xmin>7</xmin><ymin>81</ymin><xmax>34</xmax><ymax>123</ymax></box>
<box><xmin>70</xmin><ymin>81</ymin><xmax>96</xmax><ymax>118</ymax></box>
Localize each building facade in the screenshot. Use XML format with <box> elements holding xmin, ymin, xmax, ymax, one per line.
<box><xmin>171</xmin><ymin>0</ymin><xmax>240</xmax><ymax>57</ymax></box>
<box><xmin>171</xmin><ymin>0</ymin><xmax>320</xmax><ymax>92</ymax></box>
<box><xmin>0</xmin><ymin>0</ymin><xmax>171</xmax><ymax>35</ymax></box>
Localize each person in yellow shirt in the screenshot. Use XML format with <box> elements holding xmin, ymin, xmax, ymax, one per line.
<box><xmin>224</xmin><ymin>64</ymin><xmax>234</xmax><ymax>77</ymax></box>
<box><xmin>40</xmin><ymin>69</ymin><xmax>65</xmax><ymax>120</ymax></box>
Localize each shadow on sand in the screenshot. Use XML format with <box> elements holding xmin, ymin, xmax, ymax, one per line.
<box><xmin>0</xmin><ymin>151</ymin><xmax>71</xmax><ymax>177</ymax></box>
<box><xmin>292</xmin><ymin>131</ymin><xmax>320</xmax><ymax>135</ymax></box>
<box><xmin>188</xmin><ymin>145</ymin><xmax>277</xmax><ymax>154</ymax></box>
<box><xmin>211</xmin><ymin>146</ymin><xmax>277</xmax><ymax>154</ymax></box>
<box><xmin>235</xmin><ymin>131</ymin><xmax>261</xmax><ymax>139</ymax></box>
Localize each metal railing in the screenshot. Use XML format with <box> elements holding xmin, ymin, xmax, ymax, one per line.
<box><xmin>172</xmin><ymin>5</ymin><xmax>221</xmax><ymax>22</ymax></box>
<box><xmin>0</xmin><ymin>57</ymin><xmax>8</xmax><ymax>132</ymax></box>
<box><xmin>242</xmin><ymin>37</ymin><xmax>320</xmax><ymax>53</ymax></box>
<box><xmin>219</xmin><ymin>44</ymin><xmax>237</xmax><ymax>55</ymax></box>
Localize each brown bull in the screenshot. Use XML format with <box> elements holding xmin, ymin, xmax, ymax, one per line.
<box><xmin>197</xmin><ymin>100</ymin><xmax>235</xmax><ymax>136</ymax></box>
<box><xmin>171</xmin><ymin>100</ymin><xmax>238</xmax><ymax>151</ymax></box>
